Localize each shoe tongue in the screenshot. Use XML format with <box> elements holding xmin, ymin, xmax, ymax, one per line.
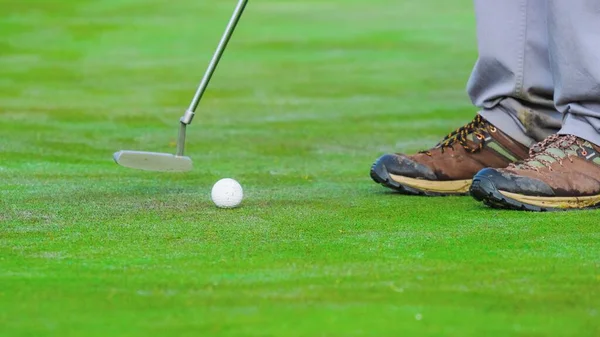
<box><xmin>513</xmin><ymin>135</ymin><xmax>597</xmax><ymax>170</ymax></box>
<box><xmin>527</xmin><ymin>136</ymin><xmax>586</xmax><ymax>168</ymax></box>
<box><xmin>432</xmin><ymin>118</ymin><xmax>487</xmax><ymax>150</ymax></box>
<box><xmin>581</xmin><ymin>140</ymin><xmax>595</xmax><ymax>149</ymax></box>
<box><xmin>440</xmin><ymin>129</ymin><xmax>479</xmax><ymax>149</ymax></box>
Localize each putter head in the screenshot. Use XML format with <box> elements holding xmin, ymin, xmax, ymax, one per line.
<box><xmin>113</xmin><ymin>150</ymin><xmax>193</xmax><ymax>172</ymax></box>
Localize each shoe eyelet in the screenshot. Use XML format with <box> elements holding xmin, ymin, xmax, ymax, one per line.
<box><xmin>490</xmin><ymin>126</ymin><xmax>497</xmax><ymax>133</ymax></box>
<box><xmin>581</xmin><ymin>150</ymin><xmax>588</xmax><ymax>156</ymax></box>
<box><xmin>476</xmin><ymin>134</ymin><xmax>484</xmax><ymax>140</ymax></box>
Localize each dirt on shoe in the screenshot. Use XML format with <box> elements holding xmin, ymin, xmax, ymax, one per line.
<box><xmin>370</xmin><ymin>114</ymin><xmax>530</xmax><ymax>196</ymax></box>
<box><xmin>471</xmin><ymin>134</ymin><xmax>600</xmax><ymax>211</ymax></box>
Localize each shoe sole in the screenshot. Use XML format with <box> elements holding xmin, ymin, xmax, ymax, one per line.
<box><xmin>370</xmin><ymin>158</ymin><xmax>471</xmax><ymax>196</ymax></box>
<box><xmin>470</xmin><ymin>176</ymin><xmax>600</xmax><ymax>212</ymax></box>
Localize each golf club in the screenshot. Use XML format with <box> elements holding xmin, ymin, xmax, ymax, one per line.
<box><xmin>113</xmin><ymin>0</ymin><xmax>249</xmax><ymax>172</ymax></box>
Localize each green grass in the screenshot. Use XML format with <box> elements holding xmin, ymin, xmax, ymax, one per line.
<box><xmin>1</xmin><ymin>0</ymin><xmax>599</xmax><ymax>336</ymax></box>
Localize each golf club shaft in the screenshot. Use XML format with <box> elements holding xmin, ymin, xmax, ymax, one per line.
<box><xmin>177</xmin><ymin>122</ymin><xmax>187</xmax><ymax>156</ymax></box>
<box><xmin>180</xmin><ymin>0</ymin><xmax>249</xmax><ymax>126</ymax></box>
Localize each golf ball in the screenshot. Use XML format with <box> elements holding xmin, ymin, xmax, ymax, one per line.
<box><xmin>211</xmin><ymin>178</ymin><xmax>243</xmax><ymax>208</ymax></box>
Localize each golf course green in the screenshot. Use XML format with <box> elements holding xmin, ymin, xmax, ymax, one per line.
<box><xmin>1</xmin><ymin>0</ymin><xmax>599</xmax><ymax>335</ymax></box>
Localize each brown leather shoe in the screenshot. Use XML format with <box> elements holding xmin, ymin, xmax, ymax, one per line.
<box><xmin>471</xmin><ymin>134</ymin><xmax>600</xmax><ymax>211</ymax></box>
<box><xmin>370</xmin><ymin>115</ymin><xmax>530</xmax><ymax>196</ymax></box>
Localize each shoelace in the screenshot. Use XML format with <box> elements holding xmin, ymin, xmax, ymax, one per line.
<box><xmin>512</xmin><ymin>135</ymin><xmax>582</xmax><ymax>171</ymax></box>
<box><xmin>421</xmin><ymin>115</ymin><xmax>490</xmax><ymax>156</ymax></box>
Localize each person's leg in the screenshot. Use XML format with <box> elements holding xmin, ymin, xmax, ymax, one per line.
<box><xmin>369</xmin><ymin>0</ymin><xmax>550</xmax><ymax>196</ymax></box>
<box><xmin>468</xmin><ymin>0</ymin><xmax>561</xmax><ymax>145</ymax></box>
<box><xmin>469</xmin><ymin>1</ymin><xmax>600</xmax><ymax>211</ymax></box>
<box><xmin>549</xmin><ymin>0</ymin><xmax>600</xmax><ymax>146</ymax></box>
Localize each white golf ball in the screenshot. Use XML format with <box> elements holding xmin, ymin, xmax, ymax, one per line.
<box><xmin>211</xmin><ymin>178</ymin><xmax>243</xmax><ymax>208</ymax></box>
